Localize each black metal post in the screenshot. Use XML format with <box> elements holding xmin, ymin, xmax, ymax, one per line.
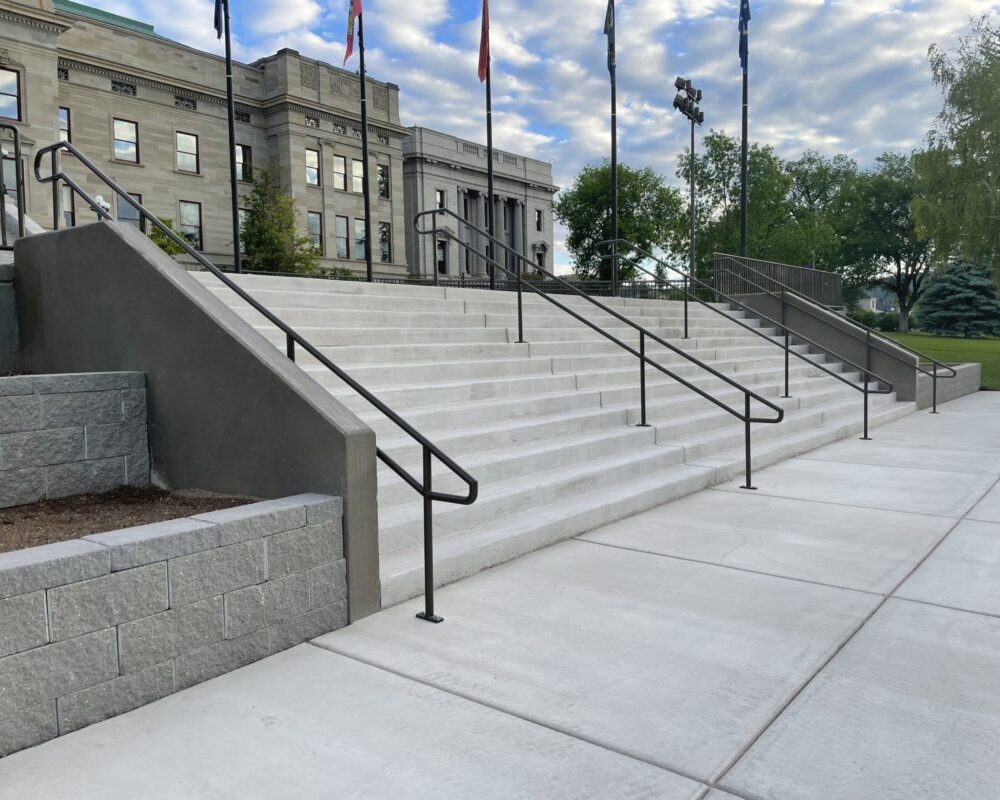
<box><xmin>222</xmin><ymin>0</ymin><xmax>242</xmax><ymax>273</ymax></box>
<box><xmin>637</xmin><ymin>331</ymin><xmax>649</xmax><ymax>427</ymax></box>
<box><xmin>683</xmin><ymin>274</ymin><xmax>689</xmax><ymax>339</ymax></box>
<box><xmin>486</xmin><ymin>58</ymin><xmax>496</xmax><ymax>290</ymax></box>
<box><xmin>609</xmin><ymin>2</ymin><xmax>619</xmax><ymax>298</ymax></box>
<box><xmin>516</xmin><ymin>248</ymin><xmax>525</xmax><ymax>344</ymax></box>
<box><xmin>416</xmin><ymin>446</ymin><xmax>443</xmax><ymax>623</ymax></box>
<box><xmin>783</xmin><ymin>330</ymin><xmax>791</xmax><ymax>398</ymax></box>
<box><xmin>861</xmin><ymin>379</ymin><xmax>871</xmax><ymax>441</ymax></box>
<box><xmin>689</xmin><ymin>119</ymin><xmax>697</xmax><ymax>303</ymax></box>
<box><xmin>51</xmin><ymin>152</ymin><xmax>60</xmax><ymax>231</ymax></box>
<box><xmin>286</xmin><ymin>334</ymin><xmax>295</xmax><ymax>362</ymax></box>
<box><xmin>357</xmin><ymin>12</ymin><xmax>374</xmax><ymax>282</ymax></box>
<box><xmin>931</xmin><ymin>369</ymin><xmax>939</xmax><ymax>414</ymax></box>
<box><xmin>740</xmin><ymin>394</ymin><xmax>757</xmax><ymax>490</ymax></box>
<box><xmin>739</xmin><ymin>55</ymin><xmax>749</xmax><ymax>257</ymax></box>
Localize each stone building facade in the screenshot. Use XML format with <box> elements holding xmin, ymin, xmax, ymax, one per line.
<box><xmin>403</xmin><ymin>126</ymin><xmax>557</xmax><ymax>280</ymax></box>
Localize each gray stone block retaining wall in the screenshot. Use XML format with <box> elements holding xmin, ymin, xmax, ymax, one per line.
<box><xmin>0</xmin><ymin>493</ymin><xmax>347</xmax><ymax>757</ymax></box>
<box><xmin>916</xmin><ymin>362</ymin><xmax>982</xmax><ymax>410</ymax></box>
<box><xmin>0</xmin><ymin>372</ymin><xmax>150</xmax><ymax>508</ymax></box>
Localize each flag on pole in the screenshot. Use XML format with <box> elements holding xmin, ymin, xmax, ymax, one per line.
<box><xmin>739</xmin><ymin>0</ymin><xmax>751</xmax><ymax>72</ymax></box>
<box><xmin>478</xmin><ymin>0</ymin><xmax>490</xmax><ymax>82</ymax></box>
<box><xmin>603</xmin><ymin>0</ymin><xmax>615</xmax><ymax>74</ymax></box>
<box><xmin>343</xmin><ymin>0</ymin><xmax>363</xmax><ymax>65</ymax></box>
<box><xmin>214</xmin><ymin>0</ymin><xmax>223</xmax><ymax>38</ymax></box>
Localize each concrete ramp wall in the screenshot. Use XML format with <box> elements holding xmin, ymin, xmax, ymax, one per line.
<box><xmin>13</xmin><ymin>221</ymin><xmax>380</xmax><ymax>620</ymax></box>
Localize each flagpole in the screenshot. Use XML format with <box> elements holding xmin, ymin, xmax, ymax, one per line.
<box><xmin>739</xmin><ymin>58</ymin><xmax>748</xmax><ymax>258</ymax></box>
<box><xmin>357</xmin><ymin>11</ymin><xmax>374</xmax><ymax>282</ymax></box>
<box><xmin>486</xmin><ymin>59</ymin><xmax>496</xmax><ymax>290</ymax></box>
<box><xmin>609</xmin><ymin>0</ymin><xmax>618</xmax><ymax>297</ymax></box>
<box><xmin>223</xmin><ymin>0</ymin><xmax>241</xmax><ymax>272</ymax></box>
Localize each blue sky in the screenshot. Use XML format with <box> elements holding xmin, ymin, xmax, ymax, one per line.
<box><xmin>80</xmin><ymin>0</ymin><xmax>1000</xmax><ymax>268</ymax></box>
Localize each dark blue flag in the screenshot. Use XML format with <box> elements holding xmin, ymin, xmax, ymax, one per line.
<box><xmin>214</xmin><ymin>0</ymin><xmax>224</xmax><ymax>39</ymax></box>
<box><xmin>604</xmin><ymin>0</ymin><xmax>615</xmax><ymax>75</ymax></box>
<box><xmin>739</xmin><ymin>0</ymin><xmax>750</xmax><ymax>72</ymax></box>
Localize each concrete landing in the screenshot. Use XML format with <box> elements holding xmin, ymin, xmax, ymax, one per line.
<box><xmin>1</xmin><ymin>392</ymin><xmax>998</xmax><ymax>799</ymax></box>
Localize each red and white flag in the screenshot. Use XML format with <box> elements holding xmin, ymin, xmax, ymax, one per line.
<box><xmin>478</xmin><ymin>0</ymin><xmax>490</xmax><ymax>82</ymax></box>
<box><xmin>343</xmin><ymin>0</ymin><xmax>363</xmax><ymax>65</ymax></box>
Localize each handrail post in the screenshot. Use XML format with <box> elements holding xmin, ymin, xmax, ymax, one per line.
<box><xmin>861</xmin><ymin>376</ymin><xmax>872</xmax><ymax>441</ymax></box>
<box><xmin>416</xmin><ymin>446</ymin><xmax>443</xmax><ymax>623</ymax></box>
<box><xmin>286</xmin><ymin>334</ymin><xmax>295</xmax><ymax>362</ymax></box>
<box><xmin>516</xmin><ymin>246</ymin><xmax>525</xmax><ymax>344</ymax></box>
<box><xmin>931</xmin><ymin>367</ymin><xmax>939</xmax><ymax>414</ymax></box>
<box><xmin>637</xmin><ymin>331</ymin><xmax>649</xmax><ymax>427</ymax></box>
<box><xmin>783</xmin><ymin>329</ymin><xmax>791</xmax><ymax>399</ymax></box>
<box><xmin>51</xmin><ymin>151</ymin><xmax>60</xmax><ymax>231</ymax></box>
<box><xmin>740</xmin><ymin>394</ymin><xmax>757</xmax><ymax>490</ymax></box>
<box><xmin>683</xmin><ymin>274</ymin><xmax>689</xmax><ymax>339</ymax></box>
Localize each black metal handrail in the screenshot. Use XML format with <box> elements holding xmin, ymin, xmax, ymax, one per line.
<box><xmin>0</xmin><ymin>123</ymin><xmax>26</xmax><ymax>250</ymax></box>
<box><xmin>415</xmin><ymin>208</ymin><xmax>785</xmax><ymax>490</ymax></box>
<box><xmin>601</xmin><ymin>240</ymin><xmax>894</xmax><ymax>440</ymax></box>
<box><xmin>713</xmin><ymin>253</ymin><xmax>957</xmax><ymax>413</ymax></box>
<box><xmin>34</xmin><ymin>140</ymin><xmax>477</xmax><ymax>624</ymax></box>
<box><xmin>712</xmin><ymin>252</ymin><xmax>844</xmax><ymax>307</ymax></box>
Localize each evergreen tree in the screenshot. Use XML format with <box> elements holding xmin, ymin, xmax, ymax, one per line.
<box><xmin>242</xmin><ymin>167</ymin><xmax>319</xmax><ymax>274</ymax></box>
<box><xmin>918</xmin><ymin>261</ymin><xmax>1000</xmax><ymax>337</ymax></box>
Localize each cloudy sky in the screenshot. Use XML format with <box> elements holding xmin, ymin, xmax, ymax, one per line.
<box><xmin>81</xmin><ymin>0</ymin><xmax>1000</xmax><ymax>267</ymax></box>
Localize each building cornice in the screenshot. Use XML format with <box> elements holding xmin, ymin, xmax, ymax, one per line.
<box><xmin>404</xmin><ymin>153</ymin><xmax>558</xmax><ymax>194</ymax></box>
<box><xmin>0</xmin><ymin>7</ymin><xmax>69</xmax><ymax>34</ymax></box>
<box><xmin>268</xmin><ymin>101</ymin><xmax>410</xmax><ymax>141</ymax></box>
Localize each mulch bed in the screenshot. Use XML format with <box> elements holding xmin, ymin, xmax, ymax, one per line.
<box><xmin>0</xmin><ymin>486</ymin><xmax>257</xmax><ymax>554</ymax></box>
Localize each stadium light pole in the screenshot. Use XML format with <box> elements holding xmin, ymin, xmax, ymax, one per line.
<box><xmin>673</xmin><ymin>77</ymin><xmax>704</xmax><ymax>296</ymax></box>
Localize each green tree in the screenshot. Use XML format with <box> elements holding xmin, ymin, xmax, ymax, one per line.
<box><xmin>554</xmin><ymin>161</ymin><xmax>683</xmax><ymax>280</ymax></box>
<box><xmin>833</xmin><ymin>153</ymin><xmax>931</xmax><ymax>331</ymax></box>
<box><xmin>918</xmin><ymin>261</ymin><xmax>1000</xmax><ymax>337</ymax></box>
<box><xmin>148</xmin><ymin>218</ymin><xmax>185</xmax><ymax>256</ymax></box>
<box><xmin>915</xmin><ymin>17</ymin><xmax>1000</xmax><ymax>278</ymax></box>
<box><xmin>242</xmin><ymin>167</ymin><xmax>319</xmax><ymax>274</ymax></box>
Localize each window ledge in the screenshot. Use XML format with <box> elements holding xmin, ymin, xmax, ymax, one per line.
<box><xmin>174</xmin><ymin>170</ymin><xmax>202</xmax><ymax>177</ymax></box>
<box><xmin>108</xmin><ymin>159</ymin><xmax>144</xmax><ymax>167</ymax></box>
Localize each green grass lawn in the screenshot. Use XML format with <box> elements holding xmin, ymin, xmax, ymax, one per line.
<box><xmin>884</xmin><ymin>332</ymin><xmax>1000</xmax><ymax>390</ymax></box>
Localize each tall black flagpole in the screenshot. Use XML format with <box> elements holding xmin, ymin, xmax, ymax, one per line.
<box><xmin>606</xmin><ymin>0</ymin><xmax>618</xmax><ymax>296</ymax></box>
<box><xmin>223</xmin><ymin>0</ymin><xmax>241</xmax><ymax>272</ymax></box>
<box><xmin>486</xmin><ymin>59</ymin><xmax>496</xmax><ymax>290</ymax></box>
<box><xmin>739</xmin><ymin>1</ymin><xmax>750</xmax><ymax>258</ymax></box>
<box><xmin>357</xmin><ymin>11</ymin><xmax>374</xmax><ymax>282</ymax></box>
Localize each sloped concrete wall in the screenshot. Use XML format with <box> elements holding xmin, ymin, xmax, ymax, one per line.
<box><xmin>13</xmin><ymin>222</ymin><xmax>379</xmax><ymax>621</ymax></box>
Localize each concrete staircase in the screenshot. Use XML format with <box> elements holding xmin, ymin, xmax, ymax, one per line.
<box><xmin>194</xmin><ymin>273</ymin><xmax>916</xmax><ymax>606</ymax></box>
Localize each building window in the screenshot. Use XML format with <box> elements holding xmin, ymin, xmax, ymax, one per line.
<box><xmin>462</xmin><ymin>195</ymin><xmax>470</xmax><ymax>219</ymax></box>
<box><xmin>235</xmin><ymin>144</ymin><xmax>252</xmax><ymax>182</ymax></box>
<box><xmin>536</xmin><ymin>251</ymin><xmax>545</xmax><ymax>269</ymax></box>
<box><xmin>435</xmin><ymin>189</ymin><xmax>447</xmax><ymax>210</ymax></box>
<box><xmin>335</xmin><ymin>215</ymin><xmax>349</xmax><ymax>259</ymax></box>
<box><xmin>379</xmin><ymin>222</ymin><xmax>391</xmax><ymax>263</ymax></box>
<box><xmin>436</xmin><ymin>240</ymin><xmax>447</xmax><ymax>274</ymax></box>
<box><xmin>58</xmin><ymin>107</ymin><xmax>71</xmax><ymax>142</ymax></box>
<box><xmin>238</xmin><ymin>208</ymin><xmax>248</xmax><ymax>253</ymax></box>
<box><xmin>305</xmin><ymin>115</ymin><xmax>319</xmax><ymax>129</ymax></box>
<box><xmin>175</xmin><ymin>132</ymin><xmax>199</xmax><ymax>173</ymax></box>
<box><xmin>333</xmin><ymin>156</ymin><xmax>346</xmax><ymax>191</ymax></box>
<box><xmin>174</xmin><ymin>96</ymin><xmax>197</xmax><ymax>112</ymax></box>
<box><xmin>535</xmin><ymin>209</ymin><xmax>543</xmax><ymax>232</ymax></box>
<box><xmin>113</xmin><ymin>119</ymin><xmax>139</xmax><ymax>163</ymax></box>
<box><xmin>235</xmin><ymin>110</ymin><xmax>251</xmax><ymax>123</ymax></box>
<box><xmin>57</xmin><ymin>67</ymin><xmax>69</xmax><ymax>81</ymax></box>
<box><xmin>351</xmin><ymin>159</ymin><xmax>364</xmax><ymax>193</ymax></box>
<box><xmin>61</xmin><ymin>184</ymin><xmax>75</xmax><ymax>228</ymax></box>
<box><xmin>117</xmin><ymin>192</ymin><xmax>142</xmax><ymax>227</ymax></box>
<box><xmin>306</xmin><ymin>148</ymin><xmax>320</xmax><ymax>186</ymax></box>
<box><xmin>503</xmin><ymin>203</ymin><xmax>511</xmax><ymax>232</ymax></box>
<box><xmin>111</xmin><ymin>80</ymin><xmax>136</xmax><ymax>96</ymax></box>
<box><xmin>0</xmin><ymin>68</ymin><xmax>20</xmax><ymax>121</ymax></box>
<box><xmin>179</xmin><ymin>200</ymin><xmax>202</xmax><ymax>250</ymax></box>
<box><xmin>353</xmin><ymin>219</ymin><xmax>366</xmax><ymax>260</ymax></box>
<box><xmin>333</xmin><ymin>123</ymin><xmax>347</xmax><ymax>135</ymax></box>
<box><xmin>307</xmin><ymin>211</ymin><xmax>323</xmax><ymax>253</ymax></box>
<box><xmin>376</xmin><ymin>164</ymin><xmax>390</xmax><ymax>198</ymax></box>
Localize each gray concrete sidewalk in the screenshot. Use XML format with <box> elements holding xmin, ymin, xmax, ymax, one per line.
<box><xmin>1</xmin><ymin>392</ymin><xmax>998</xmax><ymax>799</ymax></box>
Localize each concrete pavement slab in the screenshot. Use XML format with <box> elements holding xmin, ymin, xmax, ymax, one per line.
<box><xmin>716</xmin><ymin>458</ymin><xmax>997</xmax><ymax>517</ymax></box>
<box><xmin>721</xmin><ymin>599</ymin><xmax>1000</xmax><ymax>800</ymax></box>
<box><xmin>968</xmin><ymin>481</ymin><xmax>1000</xmax><ymax>523</ymax></box>
<box><xmin>898</xmin><ymin>519</ymin><xmax>1000</xmax><ymax>616</ymax></box>
<box><xmin>580</xmin><ymin>490</ymin><xmax>952</xmax><ymax>593</ymax></box>
<box><xmin>800</xmin><ymin>435</ymin><xmax>1000</xmax><ymax>474</ymax></box>
<box><xmin>318</xmin><ymin>540</ymin><xmax>879</xmax><ymax>782</ymax></box>
<box><xmin>0</xmin><ymin>644</ymin><xmax>703</xmax><ymax>800</ymax></box>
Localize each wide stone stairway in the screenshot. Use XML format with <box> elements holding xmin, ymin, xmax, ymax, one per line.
<box><xmin>194</xmin><ymin>273</ymin><xmax>915</xmax><ymax>606</ymax></box>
